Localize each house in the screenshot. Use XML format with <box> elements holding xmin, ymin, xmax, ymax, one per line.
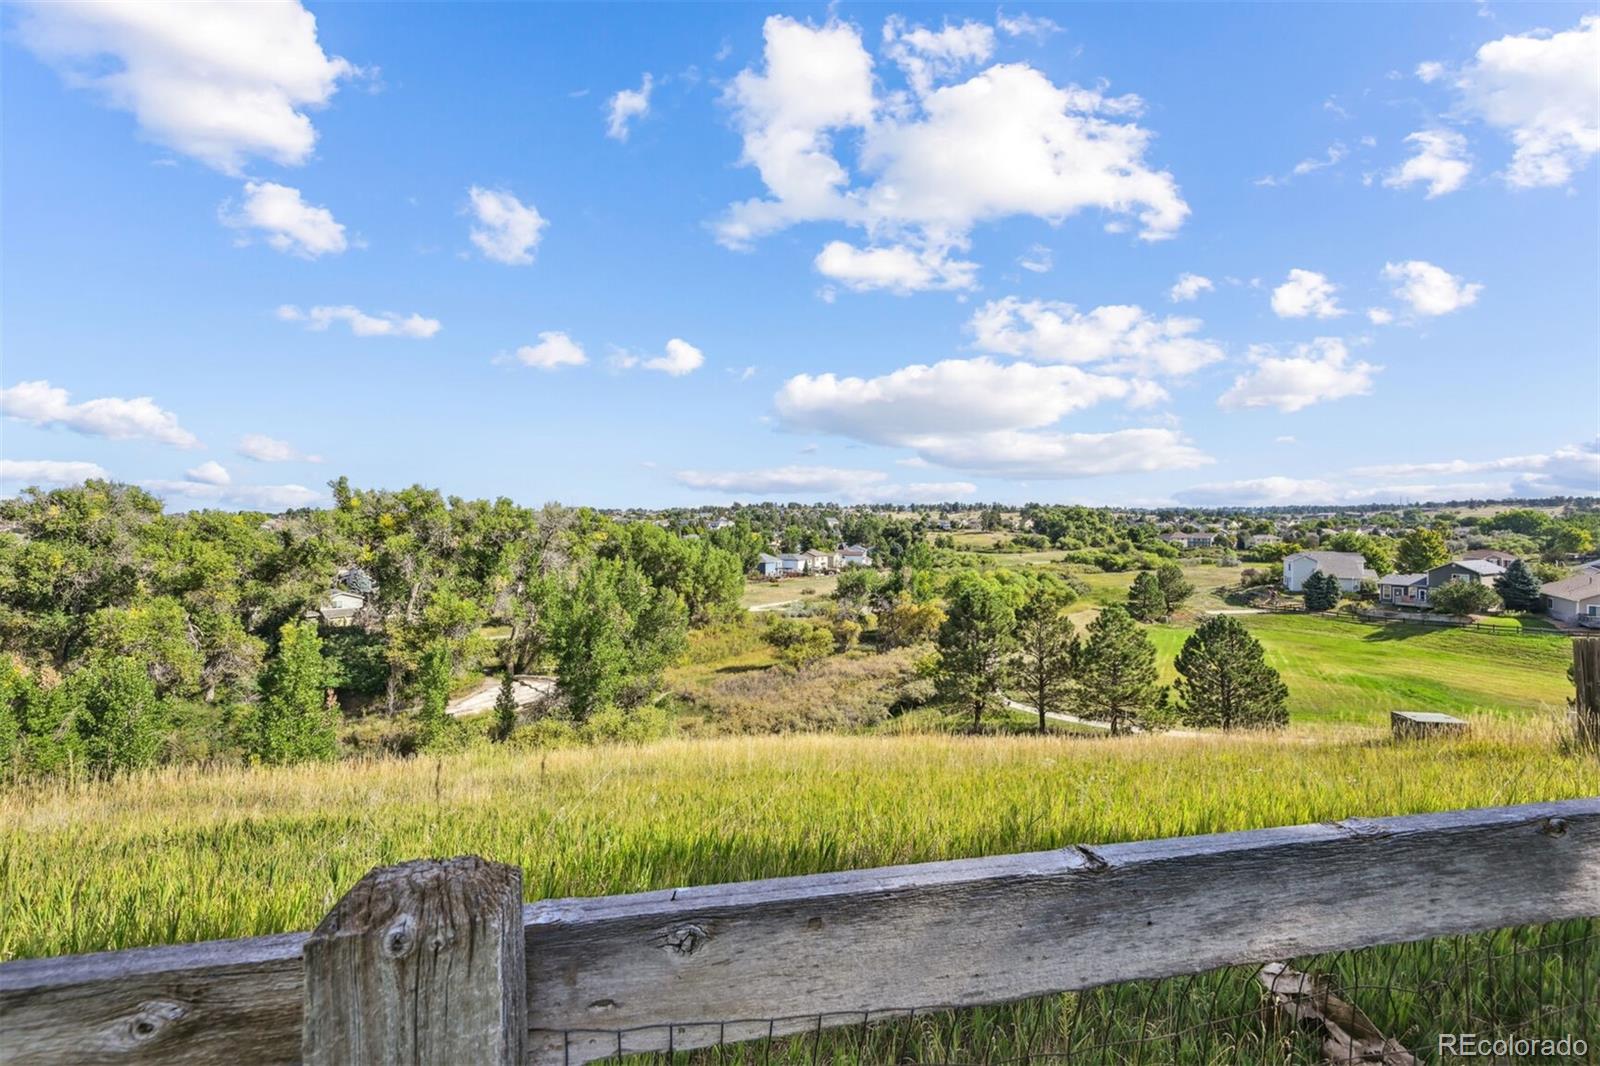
<box><xmin>1460</xmin><ymin>548</ymin><xmax>1518</xmax><ymax>568</ymax></box>
<box><xmin>1377</xmin><ymin>573</ymin><xmax>1429</xmax><ymax>608</ymax></box>
<box><xmin>1378</xmin><ymin>559</ymin><xmax>1506</xmax><ymax>609</ymax></box>
<box><xmin>839</xmin><ymin>544</ymin><xmax>873</xmax><ymax>567</ymax></box>
<box><xmin>801</xmin><ymin>548</ymin><xmax>835</xmax><ymax>572</ymax></box>
<box><xmin>308</xmin><ymin>588</ymin><xmax>366</xmax><ymax>627</ymax></box>
<box><xmin>707</xmin><ymin>518</ymin><xmax>734</xmax><ymax>532</ymax></box>
<box><xmin>1161</xmin><ymin>532</ymin><xmax>1215</xmax><ymax>550</ymax></box>
<box><xmin>778</xmin><ymin>553</ymin><xmax>808</xmax><ymax>575</ymax></box>
<box><xmin>1541</xmin><ymin>571</ymin><xmax>1600</xmax><ymax>626</ymax></box>
<box><xmin>1248</xmin><ymin>534</ymin><xmax>1280</xmax><ymax>547</ymax></box>
<box><xmin>756</xmin><ymin>553</ymin><xmax>783</xmax><ymax>578</ymax></box>
<box><xmin>1283</xmin><ymin>551</ymin><xmax>1375</xmax><ymax>593</ymax></box>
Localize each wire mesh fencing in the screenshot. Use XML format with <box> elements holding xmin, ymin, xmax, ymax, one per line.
<box><xmin>549</xmin><ymin>918</ymin><xmax>1599</xmax><ymax>1065</ymax></box>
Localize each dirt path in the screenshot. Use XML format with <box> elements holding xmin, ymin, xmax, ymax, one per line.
<box><xmin>446</xmin><ymin>676</ymin><xmax>557</xmax><ymax>717</ymax></box>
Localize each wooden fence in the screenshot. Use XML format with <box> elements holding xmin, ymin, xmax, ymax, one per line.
<box><xmin>2</xmin><ymin>797</ymin><xmax>1597</xmax><ymax>1065</ymax></box>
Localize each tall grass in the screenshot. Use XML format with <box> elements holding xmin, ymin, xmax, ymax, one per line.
<box><xmin>3</xmin><ymin>717</ymin><xmax>1593</xmax><ymax>961</ymax></box>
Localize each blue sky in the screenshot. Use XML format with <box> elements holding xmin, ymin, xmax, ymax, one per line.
<box><xmin>2</xmin><ymin>1</ymin><xmax>1597</xmax><ymax>510</ymax></box>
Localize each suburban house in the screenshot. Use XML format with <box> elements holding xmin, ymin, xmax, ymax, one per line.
<box><xmin>1161</xmin><ymin>532</ymin><xmax>1215</xmax><ymax>550</ymax></box>
<box><xmin>1541</xmin><ymin>571</ymin><xmax>1600</xmax><ymax>626</ymax></box>
<box><xmin>707</xmin><ymin>518</ymin><xmax>734</xmax><ymax>532</ymax></box>
<box><xmin>1460</xmin><ymin>548</ymin><xmax>1518</xmax><ymax>568</ymax></box>
<box><xmin>1282</xmin><ymin>551</ymin><xmax>1376</xmax><ymax>593</ymax></box>
<box><xmin>778</xmin><ymin>553</ymin><xmax>809</xmax><ymax>575</ymax></box>
<box><xmin>755</xmin><ymin>553</ymin><xmax>783</xmax><ymax>578</ymax></box>
<box><xmin>308</xmin><ymin>588</ymin><xmax>365</xmax><ymax>627</ymax></box>
<box><xmin>802</xmin><ymin>548</ymin><xmax>836</xmax><ymax>572</ymax></box>
<box><xmin>1377</xmin><ymin>559</ymin><xmax>1506</xmax><ymax>608</ymax></box>
<box><xmin>839</xmin><ymin>544</ymin><xmax>873</xmax><ymax>567</ymax></box>
<box><xmin>1248</xmin><ymin>534</ymin><xmax>1280</xmax><ymax>547</ymax></box>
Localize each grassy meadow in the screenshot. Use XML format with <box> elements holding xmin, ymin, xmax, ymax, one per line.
<box><xmin>3</xmin><ymin>722</ymin><xmax>1594</xmax><ymax>961</ymax></box>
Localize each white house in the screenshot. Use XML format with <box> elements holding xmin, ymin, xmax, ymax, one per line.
<box><xmin>801</xmin><ymin>548</ymin><xmax>835</xmax><ymax>572</ymax></box>
<box><xmin>1283</xmin><ymin>551</ymin><xmax>1375</xmax><ymax>593</ymax></box>
<box><xmin>1541</xmin><ymin>571</ymin><xmax>1600</xmax><ymax>626</ymax></box>
<box><xmin>839</xmin><ymin>544</ymin><xmax>872</xmax><ymax>567</ymax></box>
<box><xmin>778</xmin><ymin>553</ymin><xmax>808</xmax><ymax>574</ymax></box>
<box><xmin>308</xmin><ymin>588</ymin><xmax>366</xmax><ymax>627</ymax></box>
<box><xmin>1248</xmin><ymin>533</ymin><xmax>1280</xmax><ymax>547</ymax></box>
<box><xmin>1161</xmin><ymin>532</ymin><xmax>1215</xmax><ymax>550</ymax></box>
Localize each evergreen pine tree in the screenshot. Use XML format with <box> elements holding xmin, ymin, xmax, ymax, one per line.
<box><xmin>1127</xmin><ymin>571</ymin><xmax>1168</xmax><ymax>622</ymax></box>
<box><xmin>935</xmin><ymin>573</ymin><xmax>1017</xmax><ymax>731</ymax></box>
<box><xmin>1174</xmin><ymin>615</ymin><xmax>1289</xmax><ymax>730</ymax></box>
<box><xmin>493</xmin><ymin>668</ymin><xmax>519</xmax><ymax>741</ymax></box>
<box><xmin>1074</xmin><ymin>606</ymin><xmax>1163</xmax><ymax>735</ymax></box>
<box><xmin>1494</xmin><ymin>559</ymin><xmax>1543</xmax><ymax>612</ymax></box>
<box><xmin>1009</xmin><ymin>581</ymin><xmax>1078</xmax><ymax>734</ymax></box>
<box><xmin>1156</xmin><ymin>563</ymin><xmax>1195</xmax><ymax>615</ymax></box>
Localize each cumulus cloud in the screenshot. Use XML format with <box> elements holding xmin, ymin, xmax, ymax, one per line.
<box><xmin>467</xmin><ymin>186</ymin><xmax>547</xmax><ymax>265</ymax></box>
<box><xmin>277</xmin><ymin>304</ymin><xmax>440</xmax><ymax>338</ymax></box>
<box><xmin>814</xmin><ymin>239</ymin><xmax>977</xmax><ymax>292</ymax></box>
<box><xmin>1</xmin><ymin>379</ymin><xmax>200</xmax><ymax>448</ymax></box>
<box><xmin>1383</xmin><ymin>129</ymin><xmax>1473</xmax><ymax>197</ymax></box>
<box><xmin>674</xmin><ymin>465</ymin><xmax>976</xmax><ymax>501</ymax></box>
<box><xmin>1381</xmin><ymin>260</ymin><xmax>1483</xmax><ymax>316</ymax></box>
<box><xmin>969</xmin><ymin>297</ymin><xmax>1224</xmax><ymax>376</ymax></box>
<box><xmin>606</xmin><ymin>73</ymin><xmax>653</xmax><ymax>141</ymax></box>
<box><xmin>0</xmin><ymin>459</ymin><xmax>110</xmax><ymax>486</ymax></box>
<box><xmin>515</xmin><ymin>331</ymin><xmax>588</xmax><ymax>370</ymax></box>
<box><xmin>1452</xmin><ymin>15</ymin><xmax>1599</xmax><ymax>187</ymax></box>
<box><xmin>718</xmin><ymin>16</ymin><xmax>1188</xmax><ymax>291</ymax></box>
<box><xmin>1168</xmin><ymin>273</ymin><xmax>1214</xmax><ymax>302</ymax></box>
<box><xmin>15</xmin><ymin>0</ymin><xmax>355</xmax><ymax>174</ymax></box>
<box><xmin>1270</xmin><ymin>269</ymin><xmax>1343</xmax><ymax>319</ymax></box>
<box><xmin>1355</xmin><ymin>439</ymin><xmax>1599</xmax><ymax>497</ymax></box>
<box><xmin>1218</xmin><ymin>338</ymin><xmax>1378</xmax><ymax>413</ymax></box>
<box><xmin>1367</xmin><ymin>307</ymin><xmax>1395</xmax><ymax>325</ymax></box>
<box><xmin>237</xmin><ymin>433</ymin><xmax>322</xmax><ymax>463</ymax></box>
<box><xmin>221</xmin><ymin>181</ymin><xmax>346</xmax><ymax>257</ymax></box>
<box><xmin>773</xmin><ymin>358</ymin><xmax>1207</xmax><ymax>478</ymax></box>
<box><xmin>144</xmin><ymin>478</ymin><xmax>324</xmax><ymax>511</ymax></box>
<box><xmin>183</xmin><ymin>460</ymin><xmax>230</xmax><ymax>486</ymax></box>
<box><xmin>643</xmin><ymin>338</ymin><xmax>705</xmax><ymax>376</ymax></box>
<box><xmin>1017</xmin><ymin>244</ymin><xmax>1053</xmax><ymax>273</ymax></box>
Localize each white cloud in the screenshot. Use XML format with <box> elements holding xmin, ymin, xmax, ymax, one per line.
<box><xmin>772</xmin><ymin>358</ymin><xmax>1207</xmax><ymax>478</ymax></box>
<box><xmin>1176</xmin><ymin>476</ymin><xmax>1346</xmax><ymax>506</ymax></box>
<box><xmin>882</xmin><ymin>16</ymin><xmax>995</xmax><ymax>96</ymax></box>
<box><xmin>1383</xmin><ymin>129</ymin><xmax>1472</xmax><ymax>197</ymax></box>
<box><xmin>1366</xmin><ymin>307</ymin><xmax>1395</xmax><ymax>325</ymax></box>
<box><xmin>221</xmin><ymin>181</ymin><xmax>346</xmax><ymax>257</ymax></box>
<box><xmin>814</xmin><ymin>240</ymin><xmax>977</xmax><ymax>293</ymax></box>
<box><xmin>0</xmin><ymin>459</ymin><xmax>110</xmax><ymax>486</ymax></box>
<box><xmin>969</xmin><ymin>297</ymin><xmax>1224</xmax><ymax>376</ymax></box>
<box><xmin>643</xmin><ymin>338</ymin><xmax>704</xmax><ymax>376</ymax></box>
<box><xmin>1</xmin><ymin>379</ymin><xmax>200</xmax><ymax>448</ymax></box>
<box><xmin>1353</xmin><ymin>439</ymin><xmax>1599</xmax><ymax>497</ymax></box>
<box><xmin>606</xmin><ymin>73</ymin><xmax>653</xmax><ymax>141</ymax></box>
<box><xmin>184</xmin><ymin>460</ymin><xmax>230</xmax><ymax>486</ymax></box>
<box><xmin>1292</xmin><ymin>142</ymin><xmax>1347</xmax><ymax>176</ymax></box>
<box><xmin>674</xmin><ymin>465</ymin><xmax>976</xmax><ymax>501</ymax></box>
<box><xmin>996</xmin><ymin>11</ymin><xmax>1061</xmax><ymax>41</ymax></box>
<box><xmin>1453</xmin><ymin>15</ymin><xmax>1599</xmax><ymax>187</ymax></box>
<box><xmin>1381</xmin><ymin>260</ymin><xmax>1483</xmax><ymax>316</ymax></box>
<box><xmin>718</xmin><ymin>17</ymin><xmax>1188</xmax><ymax>290</ymax></box>
<box><xmin>467</xmin><ymin>186</ymin><xmax>547</xmax><ymax>265</ymax></box>
<box><xmin>16</xmin><ymin>0</ymin><xmax>355</xmax><ymax>174</ymax></box>
<box><xmin>515</xmin><ymin>331</ymin><xmax>588</xmax><ymax>370</ymax></box>
<box><xmin>144</xmin><ymin>478</ymin><xmax>324</xmax><ymax>511</ymax></box>
<box><xmin>1168</xmin><ymin>273</ymin><xmax>1214</xmax><ymax>302</ymax></box>
<box><xmin>1018</xmin><ymin>244</ymin><xmax>1053</xmax><ymax>273</ymax></box>
<box><xmin>1416</xmin><ymin>61</ymin><xmax>1447</xmax><ymax>84</ymax></box>
<box><xmin>1218</xmin><ymin>338</ymin><xmax>1378</xmax><ymax>413</ymax></box>
<box><xmin>277</xmin><ymin>304</ymin><xmax>440</xmax><ymax>338</ymax></box>
<box><xmin>1270</xmin><ymin>269</ymin><xmax>1343</xmax><ymax>319</ymax></box>
<box><xmin>237</xmin><ymin>433</ymin><xmax>322</xmax><ymax>463</ymax></box>
<box><xmin>1274</xmin><ymin>435</ymin><xmax>1297</xmax><ymax>444</ymax></box>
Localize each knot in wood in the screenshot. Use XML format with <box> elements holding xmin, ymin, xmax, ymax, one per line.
<box><xmin>664</xmin><ymin>923</ymin><xmax>709</xmax><ymax>957</ymax></box>
<box><xmin>121</xmin><ymin>1000</ymin><xmax>187</xmax><ymax>1045</ymax></box>
<box><xmin>382</xmin><ymin>913</ymin><xmax>418</xmax><ymax>958</ymax></box>
<box><xmin>1540</xmin><ymin>817</ymin><xmax>1569</xmax><ymax>837</ymax></box>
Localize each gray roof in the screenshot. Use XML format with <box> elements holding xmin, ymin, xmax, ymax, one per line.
<box><xmin>1461</xmin><ymin>548</ymin><xmax>1515</xmax><ymax>561</ymax></box>
<box><xmin>1379</xmin><ymin>573</ymin><xmax>1427</xmax><ymax>586</ymax></box>
<box><xmin>1443</xmin><ymin>559</ymin><xmax>1505</xmax><ymax>576</ymax></box>
<box><xmin>757</xmin><ymin>553</ymin><xmax>782</xmax><ymax>564</ymax></box>
<box><xmin>1541</xmin><ymin>571</ymin><xmax>1600</xmax><ymax>601</ymax></box>
<box><xmin>1290</xmin><ymin>551</ymin><xmax>1375</xmax><ymax>581</ymax></box>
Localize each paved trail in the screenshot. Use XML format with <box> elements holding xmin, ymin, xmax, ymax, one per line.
<box><xmin>446</xmin><ymin>676</ymin><xmax>557</xmax><ymax>717</ymax></box>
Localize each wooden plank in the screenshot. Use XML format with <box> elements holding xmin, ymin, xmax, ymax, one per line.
<box><xmin>0</xmin><ymin>933</ymin><xmax>306</xmax><ymax>1066</ymax></box>
<box><xmin>302</xmin><ymin>856</ymin><xmax>525</xmax><ymax>1066</ymax></box>
<box><xmin>1258</xmin><ymin>963</ymin><xmax>1417</xmax><ymax>1065</ymax></box>
<box><xmin>526</xmin><ymin>798</ymin><xmax>1600</xmax><ymax>1064</ymax></box>
<box><xmin>2</xmin><ymin>799</ymin><xmax>1596</xmax><ymax>1065</ymax></box>
<box><xmin>1575</xmin><ymin>637</ymin><xmax>1600</xmax><ymax>748</ymax></box>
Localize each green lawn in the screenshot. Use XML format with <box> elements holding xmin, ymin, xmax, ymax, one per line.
<box><xmin>1147</xmin><ymin>613</ymin><xmax>1575</xmax><ymax>726</ymax></box>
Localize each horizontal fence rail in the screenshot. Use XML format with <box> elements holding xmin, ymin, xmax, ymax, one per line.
<box><xmin>2</xmin><ymin>798</ymin><xmax>1597</xmax><ymax>1065</ymax></box>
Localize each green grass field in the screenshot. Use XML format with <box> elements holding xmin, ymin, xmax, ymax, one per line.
<box><xmin>1146</xmin><ymin>613</ymin><xmax>1575</xmax><ymax>725</ymax></box>
<box><xmin>3</xmin><ymin>723</ymin><xmax>1592</xmax><ymax>961</ymax></box>
<box><xmin>741</xmin><ymin>573</ymin><xmax>839</xmax><ymax>608</ymax></box>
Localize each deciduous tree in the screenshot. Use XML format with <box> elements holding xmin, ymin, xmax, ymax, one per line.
<box><xmin>252</xmin><ymin>620</ymin><xmax>335</xmax><ymax>765</ymax></box>
<box><xmin>1396</xmin><ymin>528</ymin><xmax>1450</xmax><ymax>573</ymax></box>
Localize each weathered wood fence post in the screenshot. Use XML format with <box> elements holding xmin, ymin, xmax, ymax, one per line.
<box><xmin>302</xmin><ymin>856</ymin><xmax>525</xmax><ymax>1065</ymax></box>
<box><xmin>1575</xmin><ymin>637</ymin><xmax>1600</xmax><ymax>750</ymax></box>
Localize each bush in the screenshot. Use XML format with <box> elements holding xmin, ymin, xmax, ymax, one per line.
<box><xmin>1431</xmin><ymin>579</ymin><xmax>1499</xmax><ymax>617</ymax></box>
<box><xmin>583</xmin><ymin>703</ymin><xmax>674</xmax><ymax>744</ymax></box>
